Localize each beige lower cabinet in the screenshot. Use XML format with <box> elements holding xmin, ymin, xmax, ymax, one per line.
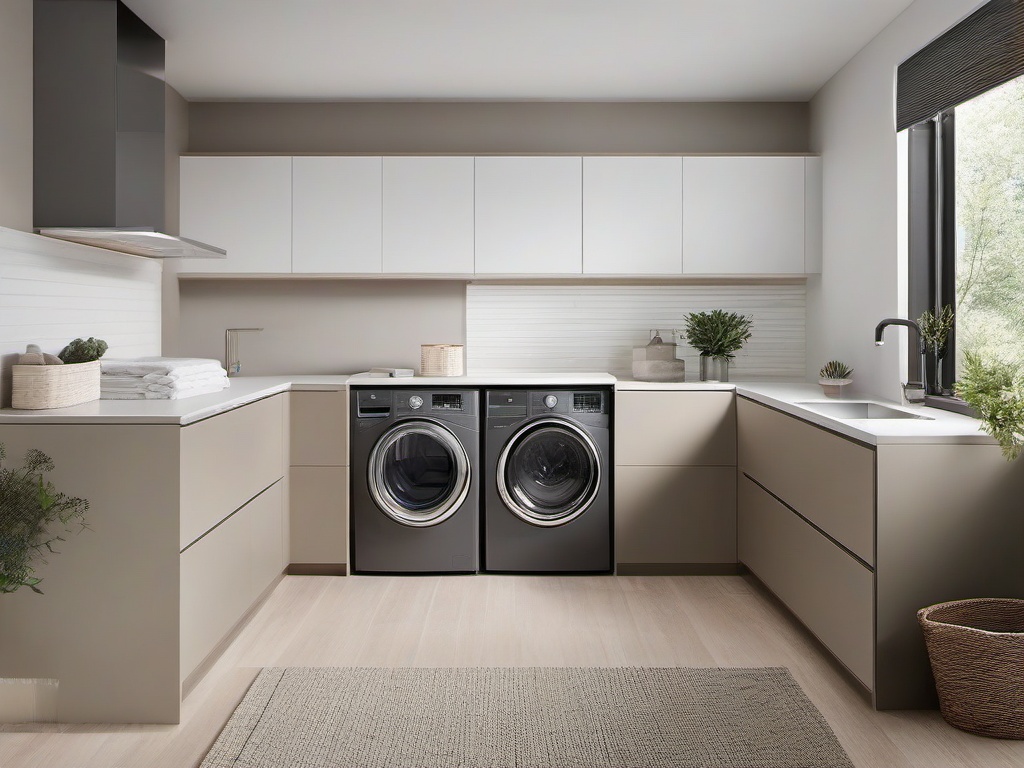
<box><xmin>0</xmin><ymin>394</ymin><xmax>288</xmax><ymax>724</ymax></box>
<box><xmin>737</xmin><ymin>396</ymin><xmax>1024</xmax><ymax>709</ymax></box>
<box><xmin>614</xmin><ymin>390</ymin><xmax>737</xmax><ymax>573</ymax></box>
<box><xmin>288</xmin><ymin>389</ymin><xmax>350</xmax><ymax>573</ymax></box>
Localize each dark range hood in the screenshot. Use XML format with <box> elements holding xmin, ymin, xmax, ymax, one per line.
<box><xmin>33</xmin><ymin>0</ymin><xmax>224</xmax><ymax>259</ymax></box>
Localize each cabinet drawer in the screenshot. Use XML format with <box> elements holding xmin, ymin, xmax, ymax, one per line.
<box><xmin>180</xmin><ymin>482</ymin><xmax>284</xmax><ymax>682</ymax></box>
<box><xmin>180</xmin><ymin>395</ymin><xmax>285</xmax><ymax>549</ymax></box>
<box><xmin>738</xmin><ymin>474</ymin><xmax>874</xmax><ymax>688</ymax></box>
<box><xmin>614</xmin><ymin>465</ymin><xmax>736</xmax><ymax>564</ymax></box>
<box><xmin>737</xmin><ymin>398</ymin><xmax>874</xmax><ymax>564</ymax></box>
<box><xmin>289</xmin><ymin>466</ymin><xmax>348</xmax><ymax>564</ymax></box>
<box><xmin>289</xmin><ymin>391</ymin><xmax>349</xmax><ymax>466</ymax></box>
<box><xmin>615</xmin><ymin>391</ymin><xmax>736</xmax><ymax>466</ymax></box>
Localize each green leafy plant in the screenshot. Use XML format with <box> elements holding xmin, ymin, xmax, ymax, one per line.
<box><xmin>918</xmin><ymin>305</ymin><xmax>955</xmax><ymax>359</ymax></box>
<box><xmin>954</xmin><ymin>351</ymin><xmax>1024</xmax><ymax>461</ymax></box>
<box><xmin>819</xmin><ymin>360</ymin><xmax>853</xmax><ymax>380</ymax></box>
<box><xmin>58</xmin><ymin>337</ymin><xmax>108</xmax><ymax>364</ymax></box>
<box><xmin>683</xmin><ymin>310</ymin><xmax>753</xmax><ymax>359</ymax></box>
<box><xmin>0</xmin><ymin>444</ymin><xmax>89</xmax><ymax>594</ymax></box>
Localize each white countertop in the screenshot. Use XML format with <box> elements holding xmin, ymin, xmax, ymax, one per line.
<box><xmin>0</xmin><ymin>372</ymin><xmax>994</xmax><ymax>445</ymax></box>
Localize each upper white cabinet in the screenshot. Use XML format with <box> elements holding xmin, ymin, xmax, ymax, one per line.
<box><xmin>179</xmin><ymin>156</ymin><xmax>293</xmax><ymax>274</ymax></box>
<box><xmin>682</xmin><ymin>156</ymin><xmax>811</xmax><ymax>275</ymax></box>
<box><xmin>475</xmin><ymin>156</ymin><xmax>583</xmax><ymax>274</ymax></box>
<box><xmin>382</xmin><ymin>156</ymin><xmax>475</xmax><ymax>274</ymax></box>
<box><xmin>583</xmin><ymin>157</ymin><xmax>683</xmax><ymax>274</ymax></box>
<box><xmin>292</xmin><ymin>156</ymin><xmax>383</xmax><ymax>274</ymax></box>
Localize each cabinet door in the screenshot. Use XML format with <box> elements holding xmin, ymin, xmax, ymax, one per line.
<box><xmin>475</xmin><ymin>156</ymin><xmax>582</xmax><ymax>274</ymax></box>
<box><xmin>683</xmin><ymin>157</ymin><xmax>806</xmax><ymax>274</ymax></box>
<box><xmin>583</xmin><ymin>157</ymin><xmax>682</xmax><ymax>274</ymax></box>
<box><xmin>615</xmin><ymin>466</ymin><xmax>736</xmax><ymax>565</ymax></box>
<box><xmin>615</xmin><ymin>391</ymin><xmax>735</xmax><ymax>466</ymax></box>
<box><xmin>292</xmin><ymin>156</ymin><xmax>382</xmax><ymax>273</ymax></box>
<box><xmin>290</xmin><ymin>390</ymin><xmax>349</xmax><ymax>466</ymax></box>
<box><xmin>249</xmin><ymin>481</ymin><xmax>287</xmax><ymax>601</ymax></box>
<box><xmin>383</xmin><ymin>157</ymin><xmax>474</xmax><ymax>274</ymax></box>
<box><xmin>738</xmin><ymin>475</ymin><xmax>874</xmax><ymax>688</ymax></box>
<box><xmin>179</xmin><ymin>156</ymin><xmax>292</xmax><ymax>273</ymax></box>
<box><xmin>289</xmin><ymin>466</ymin><xmax>348</xmax><ymax>566</ymax></box>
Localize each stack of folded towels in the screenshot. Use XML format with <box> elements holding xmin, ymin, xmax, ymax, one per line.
<box><xmin>100</xmin><ymin>357</ymin><xmax>230</xmax><ymax>400</ymax></box>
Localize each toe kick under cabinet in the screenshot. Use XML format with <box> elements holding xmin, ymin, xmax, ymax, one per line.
<box><xmin>737</xmin><ymin>396</ymin><xmax>1024</xmax><ymax>709</ymax></box>
<box><xmin>0</xmin><ymin>394</ymin><xmax>288</xmax><ymax>724</ymax></box>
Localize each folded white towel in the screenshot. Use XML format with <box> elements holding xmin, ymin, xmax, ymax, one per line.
<box><xmin>143</xmin><ymin>380</ymin><xmax>231</xmax><ymax>400</ymax></box>
<box><xmin>101</xmin><ymin>378</ymin><xmax>231</xmax><ymax>400</ymax></box>
<box><xmin>100</xmin><ymin>357</ymin><xmax>226</xmax><ymax>378</ymax></box>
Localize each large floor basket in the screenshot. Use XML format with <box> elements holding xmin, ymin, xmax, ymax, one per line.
<box><xmin>918</xmin><ymin>598</ymin><xmax>1024</xmax><ymax>739</ymax></box>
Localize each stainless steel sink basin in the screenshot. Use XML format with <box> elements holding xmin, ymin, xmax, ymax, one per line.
<box><xmin>795</xmin><ymin>401</ymin><xmax>934</xmax><ymax>420</ymax></box>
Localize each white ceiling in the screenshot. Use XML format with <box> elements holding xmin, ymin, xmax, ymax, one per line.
<box><xmin>122</xmin><ymin>0</ymin><xmax>917</xmax><ymax>102</ymax></box>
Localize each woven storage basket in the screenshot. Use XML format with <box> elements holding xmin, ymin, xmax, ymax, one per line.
<box><xmin>11</xmin><ymin>360</ymin><xmax>101</xmax><ymax>409</ymax></box>
<box><xmin>420</xmin><ymin>344</ymin><xmax>464</xmax><ymax>377</ymax></box>
<box><xmin>918</xmin><ymin>598</ymin><xmax>1024</xmax><ymax>739</ymax></box>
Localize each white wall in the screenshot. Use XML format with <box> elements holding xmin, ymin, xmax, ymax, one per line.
<box><xmin>0</xmin><ymin>228</ymin><xmax>162</xmax><ymax>406</ymax></box>
<box><xmin>807</xmin><ymin>0</ymin><xmax>981</xmax><ymax>401</ymax></box>
<box><xmin>0</xmin><ymin>0</ymin><xmax>33</xmax><ymax>231</ymax></box>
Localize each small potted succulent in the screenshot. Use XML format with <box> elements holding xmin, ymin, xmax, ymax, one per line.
<box><xmin>683</xmin><ymin>310</ymin><xmax>754</xmax><ymax>382</ymax></box>
<box><xmin>818</xmin><ymin>360</ymin><xmax>853</xmax><ymax>397</ymax></box>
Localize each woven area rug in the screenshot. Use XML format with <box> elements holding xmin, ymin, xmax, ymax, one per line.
<box><xmin>201</xmin><ymin>666</ymin><xmax>853</xmax><ymax>768</ymax></box>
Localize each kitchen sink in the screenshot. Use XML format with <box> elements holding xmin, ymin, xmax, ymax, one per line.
<box><xmin>794</xmin><ymin>401</ymin><xmax>934</xmax><ymax>420</ymax></box>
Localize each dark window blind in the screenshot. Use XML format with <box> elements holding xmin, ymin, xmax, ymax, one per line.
<box><xmin>896</xmin><ymin>0</ymin><xmax>1024</xmax><ymax>131</ymax></box>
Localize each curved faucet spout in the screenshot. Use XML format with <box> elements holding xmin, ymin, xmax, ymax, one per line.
<box><xmin>874</xmin><ymin>318</ymin><xmax>926</xmax><ymax>388</ymax></box>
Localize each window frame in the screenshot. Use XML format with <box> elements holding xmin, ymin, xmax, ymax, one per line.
<box><xmin>907</xmin><ymin>108</ymin><xmax>975</xmax><ymax>416</ymax></box>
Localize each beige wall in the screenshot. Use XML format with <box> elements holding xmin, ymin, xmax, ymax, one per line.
<box><xmin>162</xmin><ymin>85</ymin><xmax>189</xmax><ymax>355</ymax></box>
<box><xmin>187</xmin><ymin>101</ymin><xmax>810</xmax><ymax>155</ymax></box>
<box><xmin>807</xmin><ymin>0</ymin><xmax>981</xmax><ymax>401</ymax></box>
<box><xmin>176</xmin><ymin>279</ymin><xmax>465</xmax><ymax>374</ymax></box>
<box><xmin>0</xmin><ymin>0</ymin><xmax>33</xmax><ymax>230</ymax></box>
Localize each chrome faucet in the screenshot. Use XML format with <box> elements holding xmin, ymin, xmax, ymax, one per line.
<box><xmin>225</xmin><ymin>328</ymin><xmax>263</xmax><ymax>377</ymax></box>
<box><xmin>874</xmin><ymin>318</ymin><xmax>927</xmax><ymax>398</ymax></box>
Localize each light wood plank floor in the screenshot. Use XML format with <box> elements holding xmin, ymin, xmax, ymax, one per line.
<box><xmin>3</xmin><ymin>574</ymin><xmax>1023</xmax><ymax>767</ymax></box>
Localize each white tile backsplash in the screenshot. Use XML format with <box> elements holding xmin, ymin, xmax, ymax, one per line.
<box><xmin>466</xmin><ymin>282</ymin><xmax>805</xmax><ymax>380</ymax></box>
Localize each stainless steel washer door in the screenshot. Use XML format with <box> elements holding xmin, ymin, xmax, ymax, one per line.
<box><xmin>497</xmin><ymin>417</ymin><xmax>601</xmax><ymax>527</ymax></box>
<box><xmin>368</xmin><ymin>421</ymin><xmax>471</xmax><ymax>527</ymax></box>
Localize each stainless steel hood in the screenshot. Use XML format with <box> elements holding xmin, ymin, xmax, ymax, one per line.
<box><xmin>33</xmin><ymin>0</ymin><xmax>225</xmax><ymax>259</ymax></box>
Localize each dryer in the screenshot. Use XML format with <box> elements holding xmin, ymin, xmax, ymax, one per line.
<box><xmin>483</xmin><ymin>388</ymin><xmax>612</xmax><ymax>573</ymax></box>
<box><xmin>350</xmin><ymin>387</ymin><xmax>479</xmax><ymax>574</ymax></box>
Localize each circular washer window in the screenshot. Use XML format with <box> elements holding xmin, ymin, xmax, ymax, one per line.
<box><xmin>368</xmin><ymin>421</ymin><xmax>471</xmax><ymax>527</ymax></box>
<box><xmin>497</xmin><ymin>417</ymin><xmax>601</xmax><ymax>527</ymax></box>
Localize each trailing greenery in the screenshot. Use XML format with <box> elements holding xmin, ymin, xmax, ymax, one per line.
<box><xmin>918</xmin><ymin>305</ymin><xmax>955</xmax><ymax>359</ymax></box>
<box><xmin>683</xmin><ymin>310</ymin><xmax>753</xmax><ymax>359</ymax></box>
<box><xmin>0</xmin><ymin>444</ymin><xmax>89</xmax><ymax>594</ymax></box>
<box><xmin>58</xmin><ymin>337</ymin><xmax>108</xmax><ymax>364</ymax></box>
<box><xmin>954</xmin><ymin>351</ymin><xmax>1024</xmax><ymax>461</ymax></box>
<box><xmin>819</xmin><ymin>360</ymin><xmax>853</xmax><ymax>380</ymax></box>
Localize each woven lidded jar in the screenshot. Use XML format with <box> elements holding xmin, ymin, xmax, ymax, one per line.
<box><xmin>420</xmin><ymin>344</ymin><xmax>464</xmax><ymax>376</ymax></box>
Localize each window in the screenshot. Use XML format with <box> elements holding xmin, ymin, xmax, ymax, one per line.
<box><xmin>909</xmin><ymin>75</ymin><xmax>1024</xmax><ymax>411</ymax></box>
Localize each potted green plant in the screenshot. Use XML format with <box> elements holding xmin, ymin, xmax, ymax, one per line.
<box><xmin>818</xmin><ymin>360</ymin><xmax>853</xmax><ymax>397</ymax></box>
<box><xmin>683</xmin><ymin>310</ymin><xmax>753</xmax><ymax>382</ymax></box>
<box><xmin>918</xmin><ymin>306</ymin><xmax>954</xmax><ymax>395</ymax></box>
<box><xmin>954</xmin><ymin>351</ymin><xmax>1024</xmax><ymax>460</ymax></box>
<box><xmin>0</xmin><ymin>443</ymin><xmax>89</xmax><ymax>594</ymax></box>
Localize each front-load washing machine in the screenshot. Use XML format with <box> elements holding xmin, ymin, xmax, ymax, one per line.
<box><xmin>351</xmin><ymin>387</ymin><xmax>479</xmax><ymax>574</ymax></box>
<box><xmin>483</xmin><ymin>388</ymin><xmax>612</xmax><ymax>573</ymax></box>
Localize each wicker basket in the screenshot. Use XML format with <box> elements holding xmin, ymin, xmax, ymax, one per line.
<box><xmin>420</xmin><ymin>344</ymin><xmax>464</xmax><ymax>377</ymax></box>
<box><xmin>11</xmin><ymin>361</ymin><xmax>101</xmax><ymax>409</ymax></box>
<box><xmin>918</xmin><ymin>598</ymin><xmax>1024</xmax><ymax>739</ymax></box>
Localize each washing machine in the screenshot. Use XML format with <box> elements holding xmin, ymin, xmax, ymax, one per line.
<box><xmin>483</xmin><ymin>388</ymin><xmax>612</xmax><ymax>573</ymax></box>
<box><xmin>350</xmin><ymin>387</ymin><xmax>479</xmax><ymax>574</ymax></box>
